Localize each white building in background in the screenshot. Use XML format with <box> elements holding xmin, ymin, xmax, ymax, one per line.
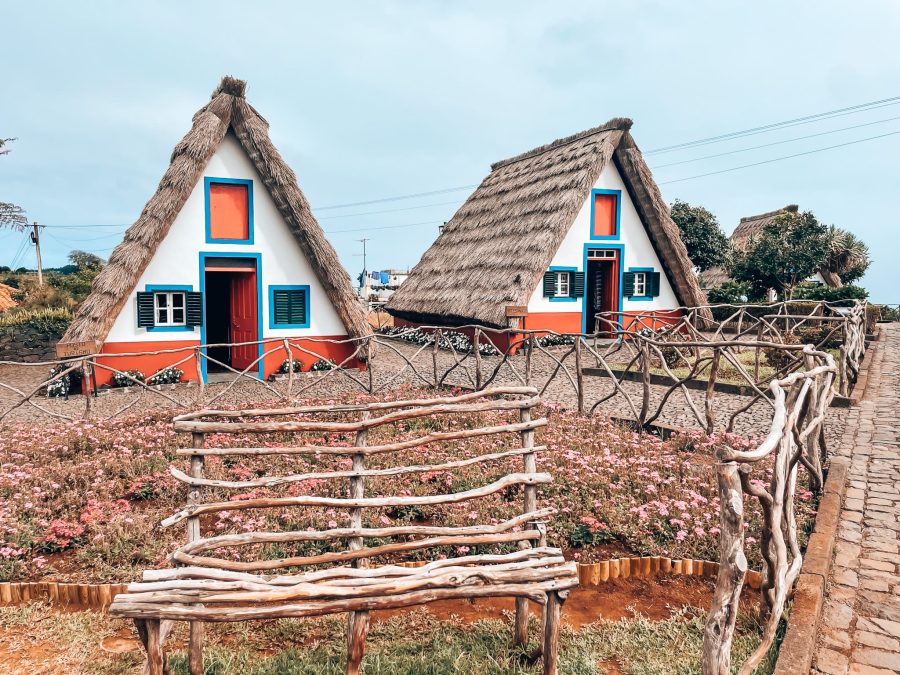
<box><xmin>359</xmin><ymin>268</ymin><xmax>410</xmax><ymax>304</ymax></box>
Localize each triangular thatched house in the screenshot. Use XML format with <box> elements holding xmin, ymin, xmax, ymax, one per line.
<box><xmin>59</xmin><ymin>76</ymin><xmax>368</xmax><ymax>384</ymax></box>
<box><xmin>700</xmin><ymin>204</ymin><xmax>838</xmax><ymax>290</ymax></box>
<box><xmin>386</xmin><ymin>118</ymin><xmax>708</xmax><ymax>339</ymax></box>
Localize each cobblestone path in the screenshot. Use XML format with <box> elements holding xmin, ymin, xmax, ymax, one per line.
<box><xmin>815</xmin><ymin>323</ymin><xmax>900</xmax><ymax>675</ymax></box>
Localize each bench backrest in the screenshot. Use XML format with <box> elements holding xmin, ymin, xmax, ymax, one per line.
<box><xmin>163</xmin><ymin>386</ymin><xmax>549</xmax><ymax>573</ymax></box>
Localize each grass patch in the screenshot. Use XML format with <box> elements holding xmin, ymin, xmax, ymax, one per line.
<box><xmin>0</xmin><ymin>602</ymin><xmax>775</xmax><ymax>674</ymax></box>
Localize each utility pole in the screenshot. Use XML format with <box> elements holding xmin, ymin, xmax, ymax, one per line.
<box><xmin>30</xmin><ymin>221</ymin><xmax>43</xmax><ymax>286</ymax></box>
<box><xmin>355</xmin><ymin>238</ymin><xmax>370</xmax><ymax>290</ymax></box>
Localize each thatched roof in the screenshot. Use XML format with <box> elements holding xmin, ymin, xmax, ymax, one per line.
<box><xmin>386</xmin><ymin>119</ymin><xmax>708</xmax><ymax>328</ymax></box>
<box><xmin>61</xmin><ymin>76</ymin><xmax>368</xmax><ymax>345</ymax></box>
<box><xmin>700</xmin><ymin>205</ymin><xmax>801</xmax><ymax>289</ymax></box>
<box><xmin>0</xmin><ymin>283</ymin><xmax>17</xmax><ymax>313</ymax></box>
<box><xmin>731</xmin><ymin>204</ymin><xmax>799</xmax><ymax>252</ymax></box>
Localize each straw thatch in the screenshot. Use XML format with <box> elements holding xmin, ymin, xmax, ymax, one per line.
<box><xmin>386</xmin><ymin>119</ymin><xmax>709</xmax><ymax>328</ymax></box>
<box><xmin>61</xmin><ymin>77</ymin><xmax>368</xmax><ymax>346</ymax></box>
<box><xmin>699</xmin><ymin>204</ymin><xmax>802</xmax><ymax>289</ymax></box>
<box><xmin>0</xmin><ymin>283</ymin><xmax>17</xmax><ymax>313</ymax></box>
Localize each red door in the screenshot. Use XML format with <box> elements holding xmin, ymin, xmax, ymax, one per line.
<box><xmin>230</xmin><ymin>271</ymin><xmax>258</xmax><ymax>370</ymax></box>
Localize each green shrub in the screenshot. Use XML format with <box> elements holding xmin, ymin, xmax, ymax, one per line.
<box><xmin>0</xmin><ymin>307</ymin><xmax>73</xmax><ymax>335</ymax></box>
<box><xmin>311</xmin><ymin>359</ymin><xmax>334</xmax><ymax>371</ymax></box>
<box><xmin>794</xmin><ymin>284</ymin><xmax>868</xmax><ymax>303</ymax></box>
<box><xmin>763</xmin><ymin>332</ymin><xmax>803</xmax><ymax>372</ymax></box>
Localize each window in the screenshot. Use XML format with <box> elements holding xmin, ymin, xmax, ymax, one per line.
<box><xmin>623</xmin><ymin>270</ymin><xmax>661</xmax><ymax>300</ymax></box>
<box><xmin>136</xmin><ymin>288</ymin><xmax>203</xmax><ymax>329</ymax></box>
<box><xmin>591</xmin><ymin>190</ymin><xmax>620</xmax><ymax>239</ymax></box>
<box><xmin>269</xmin><ymin>286</ymin><xmax>310</xmax><ymax>329</ymax></box>
<box><xmin>554</xmin><ymin>271</ymin><xmax>570</xmax><ymax>297</ymax></box>
<box><xmin>542</xmin><ymin>269</ymin><xmax>584</xmax><ymax>300</ymax></box>
<box><xmin>633</xmin><ymin>272</ymin><xmax>647</xmax><ymax>298</ymax></box>
<box><xmin>155</xmin><ymin>292</ymin><xmax>186</xmax><ymax>326</ymax></box>
<box><xmin>205</xmin><ymin>177</ymin><xmax>254</xmax><ymax>243</ymax></box>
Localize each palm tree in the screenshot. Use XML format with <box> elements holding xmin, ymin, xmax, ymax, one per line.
<box><xmin>819</xmin><ymin>226</ymin><xmax>870</xmax><ymax>287</ymax></box>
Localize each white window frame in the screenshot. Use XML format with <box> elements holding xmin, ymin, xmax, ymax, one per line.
<box><xmin>633</xmin><ymin>272</ymin><xmax>648</xmax><ymax>297</ymax></box>
<box><xmin>154</xmin><ymin>291</ymin><xmax>187</xmax><ymax>326</ymax></box>
<box><xmin>553</xmin><ymin>271</ymin><xmax>571</xmax><ymax>298</ymax></box>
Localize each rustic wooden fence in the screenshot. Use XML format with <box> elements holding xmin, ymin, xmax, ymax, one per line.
<box><xmin>0</xmin><ymin>301</ymin><xmax>862</xmax><ymax>673</ymax></box>
<box><xmin>0</xmin><ymin>301</ymin><xmax>866</xmax><ymax>434</ymax></box>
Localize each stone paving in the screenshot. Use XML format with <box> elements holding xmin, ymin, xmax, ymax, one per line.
<box><xmin>814</xmin><ymin>323</ymin><xmax>900</xmax><ymax>675</ymax></box>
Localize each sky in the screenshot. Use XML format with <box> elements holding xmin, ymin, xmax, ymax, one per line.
<box><xmin>1</xmin><ymin>1</ymin><xmax>898</xmax><ymax>301</ymax></box>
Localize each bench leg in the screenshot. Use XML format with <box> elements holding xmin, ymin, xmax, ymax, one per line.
<box><xmin>346</xmin><ymin>609</ymin><xmax>369</xmax><ymax>675</ymax></box>
<box><xmin>514</xmin><ymin>597</ymin><xmax>530</xmax><ymax>648</ymax></box>
<box><xmin>542</xmin><ymin>591</ymin><xmax>567</xmax><ymax>675</ymax></box>
<box><xmin>134</xmin><ymin>618</ymin><xmax>165</xmax><ymax>675</ymax></box>
<box><xmin>188</xmin><ymin>621</ymin><xmax>204</xmax><ymax>675</ymax></box>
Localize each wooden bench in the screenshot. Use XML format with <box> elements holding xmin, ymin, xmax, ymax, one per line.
<box><xmin>109</xmin><ymin>386</ymin><xmax>577</xmax><ymax>674</ymax></box>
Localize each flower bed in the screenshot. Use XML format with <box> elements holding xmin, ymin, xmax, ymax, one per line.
<box><xmin>0</xmin><ymin>388</ymin><xmax>816</xmax><ymax>583</ymax></box>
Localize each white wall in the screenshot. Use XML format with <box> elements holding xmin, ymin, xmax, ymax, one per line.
<box><xmin>106</xmin><ymin>133</ymin><xmax>349</xmax><ymax>343</ymax></box>
<box><xmin>526</xmin><ymin>161</ymin><xmax>680</xmax><ymax>319</ymax></box>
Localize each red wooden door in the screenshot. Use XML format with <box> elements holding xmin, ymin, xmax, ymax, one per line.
<box><xmin>229</xmin><ymin>271</ymin><xmax>258</xmax><ymax>370</ymax></box>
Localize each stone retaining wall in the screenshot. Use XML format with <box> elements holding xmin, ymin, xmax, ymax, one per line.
<box><xmin>0</xmin><ymin>324</ymin><xmax>61</xmax><ymax>362</ymax></box>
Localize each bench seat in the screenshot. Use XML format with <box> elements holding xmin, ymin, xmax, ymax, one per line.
<box><xmin>109</xmin><ymin>547</ymin><xmax>578</xmax><ymax>622</ymax></box>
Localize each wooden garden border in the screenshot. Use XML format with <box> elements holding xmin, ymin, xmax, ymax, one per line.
<box><xmin>0</xmin><ymin>557</ymin><xmax>762</xmax><ymax>612</ymax></box>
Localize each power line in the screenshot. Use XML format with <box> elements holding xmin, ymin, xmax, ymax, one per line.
<box><xmin>658</xmin><ymin>129</ymin><xmax>900</xmax><ymax>185</ymax></box>
<box><xmin>42</xmin><ymin>223</ymin><xmax>129</xmax><ymax>229</ymax></box>
<box><xmin>315</xmin><ymin>185</ymin><xmax>477</xmax><ymax>211</ymax></box>
<box><xmin>326</xmin><ymin>219</ymin><xmax>444</xmax><ymax>234</ymax></box>
<box><xmin>650</xmin><ymin>114</ymin><xmax>900</xmax><ymax>169</ymax></box>
<box><xmin>646</xmin><ymin>95</ymin><xmax>900</xmax><ymax>154</ymax></box>
<box><xmin>317</xmin><ymin>199</ymin><xmax>463</xmax><ymax>220</ymax></box>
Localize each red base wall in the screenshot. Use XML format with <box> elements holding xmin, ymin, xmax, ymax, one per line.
<box><xmin>91</xmin><ymin>337</ymin><xmax>362</xmax><ymax>388</ymax></box>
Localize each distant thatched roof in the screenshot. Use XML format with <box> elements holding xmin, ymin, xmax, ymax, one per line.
<box><xmin>731</xmin><ymin>204</ymin><xmax>799</xmax><ymax>252</ymax></box>
<box><xmin>0</xmin><ymin>284</ymin><xmax>17</xmax><ymax>312</ymax></box>
<box><xmin>699</xmin><ymin>204</ymin><xmax>801</xmax><ymax>289</ymax></box>
<box><xmin>61</xmin><ymin>76</ymin><xmax>368</xmax><ymax>345</ymax></box>
<box><xmin>386</xmin><ymin>119</ymin><xmax>708</xmax><ymax>328</ymax></box>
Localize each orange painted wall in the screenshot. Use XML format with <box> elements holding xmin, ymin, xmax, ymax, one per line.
<box><xmin>94</xmin><ymin>340</ymin><xmax>200</xmax><ymax>388</ymax></box>
<box><xmin>92</xmin><ymin>337</ymin><xmax>363</xmax><ymax>389</ymax></box>
<box><xmin>261</xmin><ymin>338</ymin><xmax>363</xmax><ymax>375</ymax></box>
<box><xmin>593</xmin><ymin>193</ymin><xmax>617</xmax><ymax>237</ymax></box>
<box><xmin>524</xmin><ymin>312</ymin><xmax>583</xmax><ymax>334</ymax></box>
<box><xmin>209</xmin><ymin>183</ymin><xmax>249</xmax><ymax>240</ymax></box>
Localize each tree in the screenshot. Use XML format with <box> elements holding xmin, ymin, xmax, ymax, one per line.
<box><xmin>68</xmin><ymin>250</ymin><xmax>104</xmax><ymax>272</ymax></box>
<box><xmin>820</xmin><ymin>226</ymin><xmax>870</xmax><ymax>287</ymax></box>
<box><xmin>669</xmin><ymin>200</ymin><xmax>729</xmax><ymax>272</ymax></box>
<box><xmin>728</xmin><ymin>210</ymin><xmax>828</xmax><ymax>300</ymax></box>
<box><xmin>0</xmin><ymin>138</ymin><xmax>27</xmax><ymax>230</ymax></box>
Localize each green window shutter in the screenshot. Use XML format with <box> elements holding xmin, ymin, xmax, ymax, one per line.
<box><xmin>186</xmin><ymin>292</ymin><xmax>203</xmax><ymax>327</ymax></box>
<box><xmin>573</xmin><ymin>272</ymin><xmax>585</xmax><ymax>298</ymax></box>
<box><xmin>288</xmin><ymin>290</ymin><xmax>307</xmax><ymax>324</ymax></box>
<box><xmin>542</xmin><ymin>272</ymin><xmax>555</xmax><ymax>297</ymax></box>
<box><xmin>136</xmin><ymin>292</ymin><xmax>155</xmax><ymax>327</ymax></box>
<box><xmin>273</xmin><ymin>289</ymin><xmax>308</xmax><ymax>326</ymax></box>
<box><xmin>649</xmin><ymin>272</ymin><xmax>661</xmax><ymax>297</ymax></box>
<box><xmin>622</xmin><ymin>272</ymin><xmax>636</xmax><ymax>298</ymax></box>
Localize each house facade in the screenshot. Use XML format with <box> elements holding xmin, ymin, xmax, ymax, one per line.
<box><xmin>386</xmin><ymin>118</ymin><xmax>707</xmax><ymax>345</ymax></box>
<box><xmin>59</xmin><ymin>77</ymin><xmax>368</xmax><ymax>386</ymax></box>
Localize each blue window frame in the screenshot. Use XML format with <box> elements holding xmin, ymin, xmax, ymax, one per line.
<box><xmin>268</xmin><ymin>285</ymin><xmax>311</xmax><ymax>329</ymax></box>
<box><xmin>547</xmin><ymin>266</ymin><xmax>578</xmax><ymax>302</ymax></box>
<box><xmin>626</xmin><ymin>267</ymin><xmax>655</xmax><ymax>301</ymax></box>
<box><xmin>143</xmin><ymin>284</ymin><xmax>195</xmax><ymax>332</ymax></box>
<box><xmin>588</xmin><ymin>188</ymin><xmax>621</xmax><ymax>241</ymax></box>
<box><xmin>204</xmin><ymin>177</ymin><xmax>255</xmax><ymax>245</ymax></box>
